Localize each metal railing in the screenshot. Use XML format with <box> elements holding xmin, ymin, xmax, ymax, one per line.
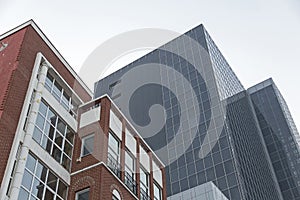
<box><xmin>107</xmin><ymin>152</ymin><xmax>121</xmax><ymax>178</ymax></box>
<box><xmin>140</xmin><ymin>188</ymin><xmax>150</xmax><ymax>200</ymax></box>
<box><xmin>124</xmin><ymin>171</ymin><xmax>137</xmax><ymax>195</ymax></box>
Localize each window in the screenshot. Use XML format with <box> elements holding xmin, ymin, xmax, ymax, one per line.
<box><xmin>107</xmin><ymin>132</ymin><xmax>120</xmax><ymax>177</ymax></box>
<box><xmin>108</xmin><ymin>132</ymin><xmax>120</xmax><ymax>162</ymax></box>
<box><xmin>124</xmin><ymin>151</ymin><xmax>136</xmax><ymax>193</ymax></box>
<box><xmin>44</xmin><ymin>72</ymin><xmax>78</xmax><ymax>118</ymax></box>
<box><xmin>154</xmin><ymin>182</ymin><xmax>162</xmax><ymax>200</ymax></box>
<box><xmin>33</xmin><ymin>100</ymin><xmax>74</xmax><ymax>170</ymax></box>
<box><xmin>140</xmin><ymin>167</ymin><xmax>149</xmax><ymax>200</ymax></box>
<box><xmin>18</xmin><ymin>153</ymin><xmax>68</xmax><ymax>200</ymax></box>
<box><xmin>112</xmin><ymin>189</ymin><xmax>121</xmax><ymax>200</ymax></box>
<box><xmin>81</xmin><ymin>134</ymin><xmax>95</xmax><ymax>157</ymax></box>
<box><xmin>76</xmin><ymin>188</ymin><xmax>89</xmax><ymax>200</ymax></box>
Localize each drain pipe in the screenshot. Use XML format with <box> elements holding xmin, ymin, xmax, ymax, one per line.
<box><xmin>9</xmin><ymin>62</ymin><xmax>49</xmax><ymax>199</ymax></box>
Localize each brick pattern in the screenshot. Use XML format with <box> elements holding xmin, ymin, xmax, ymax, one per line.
<box><xmin>69</xmin><ymin>164</ymin><xmax>136</xmax><ymax>200</ymax></box>
<box><xmin>0</xmin><ymin>24</ymin><xmax>91</xmax><ymax>189</ymax></box>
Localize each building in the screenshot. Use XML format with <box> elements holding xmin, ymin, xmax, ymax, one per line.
<box><xmin>0</xmin><ymin>20</ymin><xmax>167</xmax><ymax>200</ymax></box>
<box><xmin>94</xmin><ymin>24</ymin><xmax>300</xmax><ymax>200</ymax></box>
<box><xmin>249</xmin><ymin>78</ymin><xmax>300</xmax><ymax>199</ymax></box>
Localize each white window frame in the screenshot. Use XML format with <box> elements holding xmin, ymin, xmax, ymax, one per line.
<box><xmin>81</xmin><ymin>134</ymin><xmax>95</xmax><ymax>157</ymax></box>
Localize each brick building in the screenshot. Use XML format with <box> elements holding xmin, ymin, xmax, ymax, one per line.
<box><xmin>0</xmin><ymin>20</ymin><xmax>166</xmax><ymax>200</ymax></box>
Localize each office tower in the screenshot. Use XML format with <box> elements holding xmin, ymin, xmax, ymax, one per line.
<box><xmin>0</xmin><ymin>20</ymin><xmax>166</xmax><ymax>200</ymax></box>
<box><xmin>94</xmin><ymin>25</ymin><xmax>286</xmax><ymax>199</ymax></box>
<box><xmin>249</xmin><ymin>78</ymin><xmax>300</xmax><ymax>200</ymax></box>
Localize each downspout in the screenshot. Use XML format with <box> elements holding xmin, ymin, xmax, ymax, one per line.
<box><xmin>9</xmin><ymin>62</ymin><xmax>49</xmax><ymax>199</ymax></box>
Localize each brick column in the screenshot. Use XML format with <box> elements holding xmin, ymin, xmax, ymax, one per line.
<box><xmin>149</xmin><ymin>152</ymin><xmax>154</xmax><ymax>200</ymax></box>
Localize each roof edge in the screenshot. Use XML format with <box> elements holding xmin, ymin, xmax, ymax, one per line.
<box><xmin>0</xmin><ymin>19</ymin><xmax>93</xmax><ymax>97</ymax></box>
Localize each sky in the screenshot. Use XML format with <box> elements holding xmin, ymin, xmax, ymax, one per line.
<box><xmin>0</xmin><ymin>0</ymin><xmax>300</xmax><ymax>130</ymax></box>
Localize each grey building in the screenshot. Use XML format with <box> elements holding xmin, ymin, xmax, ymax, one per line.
<box><xmin>94</xmin><ymin>24</ymin><xmax>298</xmax><ymax>199</ymax></box>
<box><xmin>249</xmin><ymin>79</ymin><xmax>300</xmax><ymax>200</ymax></box>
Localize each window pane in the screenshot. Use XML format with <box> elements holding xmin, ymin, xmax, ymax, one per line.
<box><xmin>82</xmin><ymin>135</ymin><xmax>94</xmax><ymax>156</ymax></box>
<box><xmin>62</xmin><ymin>154</ymin><xmax>71</xmax><ymax>170</ymax></box>
<box><xmin>33</xmin><ymin>127</ymin><xmax>43</xmax><ymax>144</ymax></box>
<box><xmin>58</xmin><ymin>180</ymin><xmax>68</xmax><ymax>199</ymax></box>
<box><xmin>77</xmin><ymin>189</ymin><xmax>89</xmax><ymax>200</ymax></box>
<box><xmin>31</xmin><ymin>178</ymin><xmax>44</xmax><ymax>198</ymax></box>
<box><xmin>47</xmin><ymin>171</ymin><xmax>58</xmax><ymax>191</ymax></box>
<box><xmin>52</xmin><ymin>145</ymin><xmax>62</xmax><ymax>163</ymax></box>
<box><xmin>57</xmin><ymin>119</ymin><xmax>66</xmax><ymax>135</ymax></box>
<box><xmin>66</xmin><ymin>128</ymin><xmax>74</xmax><ymax>144</ymax></box>
<box><xmin>64</xmin><ymin>140</ymin><xmax>73</xmax><ymax>157</ymax></box>
<box><xmin>38</xmin><ymin>102</ymin><xmax>48</xmax><ymax>117</ymax></box>
<box><xmin>22</xmin><ymin>169</ymin><xmax>33</xmax><ymax>190</ymax></box>
<box><xmin>35</xmin><ymin>162</ymin><xmax>47</xmax><ymax>182</ymax></box>
<box><xmin>18</xmin><ymin>187</ymin><xmax>29</xmax><ymax>200</ymax></box>
<box><xmin>36</xmin><ymin>113</ymin><xmax>45</xmax><ymax>130</ymax></box>
<box><xmin>26</xmin><ymin>154</ymin><xmax>36</xmax><ymax>173</ymax></box>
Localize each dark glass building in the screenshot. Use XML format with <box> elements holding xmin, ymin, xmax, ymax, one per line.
<box><xmin>94</xmin><ymin>24</ymin><xmax>298</xmax><ymax>200</ymax></box>
<box><xmin>249</xmin><ymin>78</ymin><xmax>300</xmax><ymax>200</ymax></box>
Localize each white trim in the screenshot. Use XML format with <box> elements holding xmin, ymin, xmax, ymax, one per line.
<box><xmin>0</xmin><ymin>53</ymin><xmax>43</xmax><ymax>199</ymax></box>
<box><xmin>71</xmin><ymin>161</ymin><xmax>104</xmax><ymax>176</ymax></box>
<box><xmin>0</xmin><ymin>20</ymin><xmax>93</xmax><ymax>97</ymax></box>
<box><xmin>29</xmin><ymin>139</ymin><xmax>70</xmax><ymax>184</ymax></box>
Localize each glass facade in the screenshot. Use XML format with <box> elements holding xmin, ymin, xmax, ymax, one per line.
<box><xmin>18</xmin><ymin>153</ymin><xmax>68</xmax><ymax>200</ymax></box>
<box><xmin>94</xmin><ymin>25</ymin><xmax>287</xmax><ymax>200</ymax></box>
<box><xmin>249</xmin><ymin>79</ymin><xmax>300</xmax><ymax>200</ymax></box>
<box><xmin>33</xmin><ymin>100</ymin><xmax>75</xmax><ymax>171</ymax></box>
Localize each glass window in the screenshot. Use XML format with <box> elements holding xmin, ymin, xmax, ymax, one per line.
<box><xmin>33</xmin><ymin>100</ymin><xmax>75</xmax><ymax>171</ymax></box>
<box><xmin>76</xmin><ymin>188</ymin><xmax>89</xmax><ymax>200</ymax></box>
<box><xmin>140</xmin><ymin>167</ymin><xmax>149</xmax><ymax>200</ymax></box>
<box><xmin>154</xmin><ymin>182</ymin><xmax>162</xmax><ymax>200</ymax></box>
<box><xmin>112</xmin><ymin>189</ymin><xmax>121</xmax><ymax>200</ymax></box>
<box><xmin>81</xmin><ymin>134</ymin><xmax>95</xmax><ymax>157</ymax></box>
<box><xmin>19</xmin><ymin>153</ymin><xmax>68</xmax><ymax>200</ymax></box>
<box><xmin>44</xmin><ymin>72</ymin><xmax>78</xmax><ymax>118</ymax></box>
<box><xmin>125</xmin><ymin>151</ymin><xmax>136</xmax><ymax>193</ymax></box>
<box><xmin>108</xmin><ymin>132</ymin><xmax>120</xmax><ymax>162</ymax></box>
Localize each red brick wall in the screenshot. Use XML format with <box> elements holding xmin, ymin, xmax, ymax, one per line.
<box><xmin>0</xmin><ymin>24</ymin><xmax>92</xmax><ymax>188</ymax></box>
<box><xmin>69</xmin><ymin>164</ymin><xmax>136</xmax><ymax>200</ymax></box>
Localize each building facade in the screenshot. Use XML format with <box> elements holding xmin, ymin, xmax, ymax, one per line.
<box><xmin>0</xmin><ymin>21</ymin><xmax>166</xmax><ymax>200</ymax></box>
<box><xmin>249</xmin><ymin>79</ymin><xmax>300</xmax><ymax>200</ymax></box>
<box><xmin>94</xmin><ymin>24</ymin><xmax>300</xmax><ymax>200</ymax></box>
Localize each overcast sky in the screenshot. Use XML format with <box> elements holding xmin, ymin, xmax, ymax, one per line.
<box><xmin>1</xmin><ymin>0</ymin><xmax>299</xmax><ymax>129</ymax></box>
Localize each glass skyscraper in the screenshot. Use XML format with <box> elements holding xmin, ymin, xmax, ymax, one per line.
<box><xmin>94</xmin><ymin>24</ymin><xmax>299</xmax><ymax>199</ymax></box>
<box><xmin>249</xmin><ymin>78</ymin><xmax>300</xmax><ymax>200</ymax></box>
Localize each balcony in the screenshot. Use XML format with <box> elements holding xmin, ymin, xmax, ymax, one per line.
<box><xmin>107</xmin><ymin>152</ymin><xmax>121</xmax><ymax>179</ymax></box>
<box><xmin>107</xmin><ymin>153</ymin><xmax>139</xmax><ymax>196</ymax></box>
<box><xmin>124</xmin><ymin>171</ymin><xmax>137</xmax><ymax>195</ymax></box>
<box><xmin>140</xmin><ymin>188</ymin><xmax>150</xmax><ymax>200</ymax></box>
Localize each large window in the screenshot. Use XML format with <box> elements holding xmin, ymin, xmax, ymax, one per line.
<box><xmin>33</xmin><ymin>100</ymin><xmax>74</xmax><ymax>170</ymax></box>
<box><xmin>45</xmin><ymin>72</ymin><xmax>78</xmax><ymax>118</ymax></box>
<box><xmin>76</xmin><ymin>188</ymin><xmax>89</xmax><ymax>200</ymax></box>
<box><xmin>107</xmin><ymin>132</ymin><xmax>120</xmax><ymax>177</ymax></box>
<box><xmin>124</xmin><ymin>151</ymin><xmax>136</xmax><ymax>193</ymax></box>
<box><xmin>140</xmin><ymin>167</ymin><xmax>149</xmax><ymax>200</ymax></box>
<box><xmin>81</xmin><ymin>134</ymin><xmax>95</xmax><ymax>157</ymax></box>
<box><xmin>18</xmin><ymin>153</ymin><xmax>68</xmax><ymax>200</ymax></box>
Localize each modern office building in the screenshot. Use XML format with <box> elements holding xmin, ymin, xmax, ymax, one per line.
<box><xmin>94</xmin><ymin>24</ymin><xmax>300</xmax><ymax>200</ymax></box>
<box><xmin>0</xmin><ymin>20</ymin><xmax>167</xmax><ymax>200</ymax></box>
<box><xmin>249</xmin><ymin>79</ymin><xmax>300</xmax><ymax>199</ymax></box>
